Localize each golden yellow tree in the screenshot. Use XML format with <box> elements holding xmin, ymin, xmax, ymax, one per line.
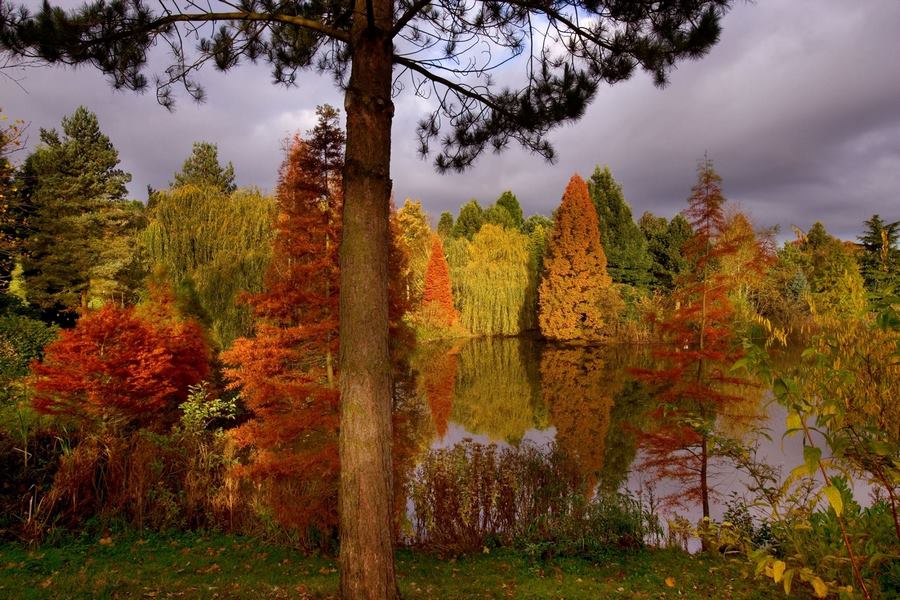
<box><xmin>539</xmin><ymin>174</ymin><xmax>618</xmax><ymax>340</ymax></box>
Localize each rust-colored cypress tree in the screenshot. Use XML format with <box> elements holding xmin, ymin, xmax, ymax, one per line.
<box><xmin>223</xmin><ymin>109</ymin><xmax>413</xmax><ymax>540</ymax></box>
<box><xmin>222</xmin><ymin>112</ymin><xmax>344</xmax><ymax>537</ymax></box>
<box><xmin>422</xmin><ymin>234</ymin><xmax>458</xmax><ymax>326</ymax></box>
<box><xmin>633</xmin><ymin>159</ymin><xmax>759</xmax><ymax>532</ymax></box>
<box><xmin>539</xmin><ymin>174</ymin><xmax>618</xmax><ymax>340</ymax></box>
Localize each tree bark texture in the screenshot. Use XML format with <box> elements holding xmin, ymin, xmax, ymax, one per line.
<box><xmin>338</xmin><ymin>0</ymin><xmax>398</xmax><ymax>598</ymax></box>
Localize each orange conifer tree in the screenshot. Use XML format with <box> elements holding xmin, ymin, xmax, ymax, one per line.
<box><xmin>422</xmin><ymin>234</ymin><xmax>458</xmax><ymax>326</ymax></box>
<box><xmin>223</xmin><ymin>108</ymin><xmax>414</xmax><ymax>539</ymax></box>
<box><xmin>539</xmin><ymin>174</ymin><xmax>618</xmax><ymax>340</ymax></box>
<box><xmin>222</xmin><ymin>108</ymin><xmax>344</xmax><ymax>537</ymax></box>
<box><xmin>633</xmin><ymin>159</ymin><xmax>762</xmax><ymax>529</ymax></box>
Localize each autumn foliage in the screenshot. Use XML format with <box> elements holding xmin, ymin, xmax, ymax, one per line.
<box><xmin>634</xmin><ymin>160</ymin><xmax>761</xmax><ymax>521</ymax></box>
<box><xmin>422</xmin><ymin>234</ymin><xmax>458</xmax><ymax>326</ymax></box>
<box><xmin>423</xmin><ymin>347</ymin><xmax>458</xmax><ymax>440</ymax></box>
<box><xmin>539</xmin><ymin>174</ymin><xmax>618</xmax><ymax>340</ymax></box>
<box><xmin>30</xmin><ymin>286</ymin><xmax>210</xmax><ymax>429</ymax></box>
<box><xmin>222</xmin><ymin>123</ymin><xmax>343</xmax><ymax>535</ymax></box>
<box><xmin>222</xmin><ymin>107</ymin><xmax>412</xmax><ymax>537</ymax></box>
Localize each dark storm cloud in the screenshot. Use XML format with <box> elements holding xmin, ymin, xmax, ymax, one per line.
<box><xmin>2</xmin><ymin>0</ymin><xmax>898</xmax><ymax>241</ymax></box>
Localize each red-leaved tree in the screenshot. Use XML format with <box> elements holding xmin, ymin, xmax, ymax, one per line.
<box><xmin>222</xmin><ymin>107</ymin><xmax>344</xmax><ymax>537</ymax></box>
<box><xmin>31</xmin><ymin>284</ymin><xmax>210</xmax><ymax>430</ymax></box>
<box><xmin>421</xmin><ymin>234</ymin><xmax>458</xmax><ymax>326</ymax></box>
<box><xmin>223</xmin><ymin>106</ymin><xmax>413</xmax><ymax>539</ymax></box>
<box><xmin>634</xmin><ymin>159</ymin><xmax>764</xmax><ymax>532</ymax></box>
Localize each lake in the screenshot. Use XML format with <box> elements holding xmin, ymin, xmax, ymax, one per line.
<box><xmin>399</xmin><ymin>336</ymin><xmax>868</xmax><ymax>532</ymax></box>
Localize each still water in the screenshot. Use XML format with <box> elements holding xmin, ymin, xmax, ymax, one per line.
<box><xmin>401</xmin><ymin>336</ymin><xmax>863</xmax><ymax>527</ymax></box>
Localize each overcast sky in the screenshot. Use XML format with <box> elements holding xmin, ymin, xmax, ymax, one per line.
<box><xmin>2</xmin><ymin>0</ymin><xmax>899</xmax><ymax>241</ymax></box>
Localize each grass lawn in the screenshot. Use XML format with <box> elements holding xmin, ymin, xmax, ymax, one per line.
<box><xmin>0</xmin><ymin>532</ymin><xmax>785</xmax><ymax>599</ymax></box>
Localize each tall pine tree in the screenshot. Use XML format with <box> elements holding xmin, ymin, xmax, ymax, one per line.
<box><xmin>587</xmin><ymin>166</ymin><xmax>652</xmax><ymax>287</ymax></box>
<box><xmin>858</xmin><ymin>214</ymin><xmax>899</xmax><ymax>294</ymax></box>
<box><xmin>171</xmin><ymin>141</ymin><xmax>236</xmax><ymax>193</ymax></box>
<box><xmin>20</xmin><ymin>106</ymin><xmax>132</xmax><ymax>325</ymax></box>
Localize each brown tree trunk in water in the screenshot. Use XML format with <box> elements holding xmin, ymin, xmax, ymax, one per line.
<box><xmin>338</xmin><ymin>0</ymin><xmax>399</xmax><ymax>598</ymax></box>
<box><xmin>699</xmin><ymin>435</ymin><xmax>710</xmax><ymax>551</ymax></box>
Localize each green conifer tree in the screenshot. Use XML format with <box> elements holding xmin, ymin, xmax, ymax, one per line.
<box><xmin>20</xmin><ymin>106</ymin><xmax>132</xmax><ymax>324</ymax></box>
<box><xmin>452</xmin><ymin>199</ymin><xmax>484</xmax><ymax>240</ymax></box>
<box><xmin>858</xmin><ymin>214</ymin><xmax>899</xmax><ymax>294</ymax></box>
<box><xmin>437</xmin><ymin>212</ymin><xmax>454</xmax><ymax>237</ymax></box>
<box><xmin>495</xmin><ymin>190</ymin><xmax>524</xmax><ymax>229</ymax></box>
<box><xmin>588</xmin><ymin>166</ymin><xmax>652</xmax><ymax>287</ymax></box>
<box><xmin>172</xmin><ymin>141</ymin><xmax>236</xmax><ymax>193</ymax></box>
<box><xmin>639</xmin><ymin>211</ymin><xmax>693</xmax><ymax>291</ymax></box>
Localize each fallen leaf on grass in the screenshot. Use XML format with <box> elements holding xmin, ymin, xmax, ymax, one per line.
<box><xmin>665</xmin><ymin>577</ymin><xmax>676</xmax><ymax>588</ymax></box>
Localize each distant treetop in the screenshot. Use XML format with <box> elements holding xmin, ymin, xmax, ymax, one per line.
<box><xmin>172</xmin><ymin>142</ymin><xmax>236</xmax><ymax>193</ymax></box>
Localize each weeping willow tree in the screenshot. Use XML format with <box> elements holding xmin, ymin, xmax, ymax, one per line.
<box><xmin>451</xmin><ymin>336</ymin><xmax>545</xmax><ymax>444</ymax></box>
<box><xmin>454</xmin><ymin>224</ymin><xmax>538</xmax><ymax>336</ymax></box>
<box><xmin>141</xmin><ymin>184</ymin><xmax>275</xmax><ymax>348</ymax></box>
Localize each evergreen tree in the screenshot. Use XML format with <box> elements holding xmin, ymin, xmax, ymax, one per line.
<box><xmin>858</xmin><ymin>214</ymin><xmax>899</xmax><ymax>294</ymax></box>
<box><xmin>799</xmin><ymin>221</ymin><xmax>867</xmax><ymax>319</ymax></box>
<box><xmin>495</xmin><ymin>190</ymin><xmax>524</xmax><ymax>229</ymax></box>
<box><xmin>587</xmin><ymin>166</ymin><xmax>652</xmax><ymax>287</ymax></box>
<box><xmin>539</xmin><ymin>175</ymin><xmax>619</xmax><ymax>340</ymax></box>
<box><xmin>437</xmin><ymin>212</ymin><xmax>454</xmax><ymax>238</ymax></box>
<box><xmin>171</xmin><ymin>141</ymin><xmax>236</xmax><ymax>193</ymax></box>
<box><xmin>20</xmin><ymin>106</ymin><xmax>132</xmax><ymax>325</ymax></box>
<box><xmin>452</xmin><ymin>199</ymin><xmax>484</xmax><ymax>240</ymax></box>
<box><xmin>639</xmin><ymin>211</ymin><xmax>693</xmax><ymax>291</ymax></box>
<box><xmin>483</xmin><ymin>203</ymin><xmax>517</xmax><ymax>229</ymax></box>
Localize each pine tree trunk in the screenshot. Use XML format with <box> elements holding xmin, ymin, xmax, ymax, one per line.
<box><xmin>338</xmin><ymin>0</ymin><xmax>399</xmax><ymax>598</ymax></box>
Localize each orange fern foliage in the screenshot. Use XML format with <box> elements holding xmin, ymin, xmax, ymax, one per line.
<box><xmin>633</xmin><ymin>159</ymin><xmax>763</xmax><ymax>523</ymax></box>
<box><xmin>539</xmin><ymin>174</ymin><xmax>617</xmax><ymax>340</ymax></box>
<box><xmin>31</xmin><ymin>286</ymin><xmax>210</xmax><ymax>430</ymax></box>
<box><xmin>421</xmin><ymin>234</ymin><xmax>458</xmax><ymax>325</ymax></box>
